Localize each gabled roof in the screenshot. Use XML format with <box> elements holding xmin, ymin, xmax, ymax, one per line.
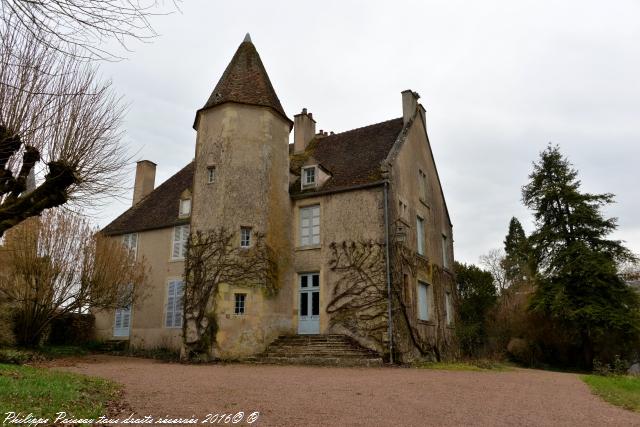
<box><xmin>194</xmin><ymin>34</ymin><xmax>291</xmax><ymax>129</ymax></box>
<box><xmin>290</xmin><ymin>118</ymin><xmax>405</xmax><ymax>197</ymax></box>
<box><xmin>102</xmin><ymin>162</ymin><xmax>194</xmax><ymax>236</ymax></box>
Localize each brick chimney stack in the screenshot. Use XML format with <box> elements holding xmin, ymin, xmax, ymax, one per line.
<box><xmin>294</xmin><ymin>108</ymin><xmax>316</xmax><ymax>153</ymax></box>
<box><xmin>133</xmin><ymin>160</ymin><xmax>156</xmax><ymax>205</ymax></box>
<box><xmin>402</xmin><ymin>90</ymin><xmax>420</xmax><ymax>125</ymax></box>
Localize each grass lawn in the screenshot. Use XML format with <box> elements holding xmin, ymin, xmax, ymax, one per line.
<box><xmin>583</xmin><ymin>374</ymin><xmax>640</xmax><ymax>412</ymax></box>
<box><xmin>416</xmin><ymin>360</ymin><xmax>513</xmax><ymax>372</ymax></box>
<box><xmin>0</xmin><ymin>363</ymin><xmax>120</xmax><ymax>423</ymax></box>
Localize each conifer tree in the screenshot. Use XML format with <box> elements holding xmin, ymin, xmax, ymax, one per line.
<box><xmin>502</xmin><ymin>217</ymin><xmax>532</xmax><ymax>286</ymax></box>
<box><xmin>522</xmin><ymin>144</ymin><xmax>639</xmax><ymax>367</ymax></box>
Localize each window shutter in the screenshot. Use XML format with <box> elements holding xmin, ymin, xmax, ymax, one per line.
<box><xmin>166</xmin><ymin>281</ymin><xmax>175</xmax><ymax>327</ymax></box>
<box><xmin>174</xmin><ymin>281</ymin><xmax>184</xmax><ymax>327</ymax></box>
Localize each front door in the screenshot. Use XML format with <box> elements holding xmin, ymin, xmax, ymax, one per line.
<box><xmin>114</xmin><ymin>306</ymin><xmax>131</xmax><ymax>337</ymax></box>
<box><xmin>298</xmin><ymin>273</ymin><xmax>320</xmax><ymax>334</ymax></box>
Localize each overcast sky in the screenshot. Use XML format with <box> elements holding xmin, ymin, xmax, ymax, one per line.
<box><xmin>96</xmin><ymin>0</ymin><xmax>640</xmax><ymax>264</ymax></box>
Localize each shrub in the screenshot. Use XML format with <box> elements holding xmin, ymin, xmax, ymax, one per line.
<box><xmin>0</xmin><ymin>348</ymin><xmax>45</xmax><ymax>365</ymax></box>
<box><xmin>48</xmin><ymin>313</ymin><xmax>95</xmax><ymax>346</ymax></box>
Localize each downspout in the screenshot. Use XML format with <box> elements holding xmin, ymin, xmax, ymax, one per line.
<box><xmin>383</xmin><ymin>180</ymin><xmax>394</xmax><ymax>364</ymax></box>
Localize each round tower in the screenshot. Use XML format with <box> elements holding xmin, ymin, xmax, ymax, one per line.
<box><xmin>190</xmin><ymin>34</ymin><xmax>294</xmax><ymax>358</ymax></box>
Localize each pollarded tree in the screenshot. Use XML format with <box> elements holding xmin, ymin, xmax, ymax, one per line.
<box><xmin>502</xmin><ymin>217</ymin><xmax>533</xmax><ymax>287</ymax></box>
<box><xmin>523</xmin><ymin>144</ymin><xmax>640</xmax><ymax>367</ymax></box>
<box><xmin>0</xmin><ymin>209</ymin><xmax>147</xmax><ymax>347</ymax></box>
<box><xmin>0</xmin><ymin>24</ymin><xmax>129</xmax><ymax>237</ymax></box>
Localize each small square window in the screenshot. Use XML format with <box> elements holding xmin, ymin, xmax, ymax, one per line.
<box><xmin>179</xmin><ymin>199</ymin><xmax>191</xmax><ymax>216</ymax></box>
<box><xmin>207</xmin><ymin>166</ymin><xmax>216</xmax><ymax>183</ymax></box>
<box><xmin>302</xmin><ymin>166</ymin><xmax>316</xmax><ymax>188</ymax></box>
<box><xmin>234</xmin><ymin>293</ymin><xmax>246</xmax><ymax>315</ymax></box>
<box><xmin>240</xmin><ymin>227</ymin><xmax>251</xmax><ymax>248</ymax></box>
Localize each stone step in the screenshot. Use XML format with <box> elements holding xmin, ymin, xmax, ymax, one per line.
<box><xmin>248</xmin><ymin>334</ymin><xmax>382</xmax><ymax>367</ymax></box>
<box><xmin>255</xmin><ymin>356</ymin><xmax>383</xmax><ymax>367</ymax></box>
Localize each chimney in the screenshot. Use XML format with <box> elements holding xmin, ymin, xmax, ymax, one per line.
<box><xmin>402</xmin><ymin>90</ymin><xmax>420</xmax><ymax>125</ymax></box>
<box><xmin>133</xmin><ymin>160</ymin><xmax>156</xmax><ymax>205</ymax></box>
<box><xmin>294</xmin><ymin>108</ymin><xmax>316</xmax><ymax>153</ymax></box>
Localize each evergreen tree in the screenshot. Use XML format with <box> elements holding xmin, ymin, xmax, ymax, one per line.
<box><xmin>502</xmin><ymin>217</ymin><xmax>532</xmax><ymax>286</ymax></box>
<box><xmin>522</xmin><ymin>144</ymin><xmax>639</xmax><ymax>367</ymax></box>
<box><xmin>455</xmin><ymin>261</ymin><xmax>497</xmax><ymax>356</ymax></box>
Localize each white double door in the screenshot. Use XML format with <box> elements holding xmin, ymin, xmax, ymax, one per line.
<box><xmin>298</xmin><ymin>273</ymin><xmax>320</xmax><ymax>334</ymax></box>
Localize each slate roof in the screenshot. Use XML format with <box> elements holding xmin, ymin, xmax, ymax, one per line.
<box><xmin>194</xmin><ymin>36</ymin><xmax>291</xmax><ymax>128</ymax></box>
<box><xmin>102</xmin><ymin>162</ymin><xmax>194</xmax><ymax>236</ymax></box>
<box><xmin>290</xmin><ymin>117</ymin><xmax>405</xmax><ymax>197</ymax></box>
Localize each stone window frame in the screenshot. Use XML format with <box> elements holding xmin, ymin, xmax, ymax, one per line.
<box><xmin>179</xmin><ymin>198</ymin><xmax>191</xmax><ymax>217</ymax></box>
<box><xmin>234</xmin><ymin>293</ymin><xmax>246</xmax><ymax>315</ymax></box>
<box><xmin>416</xmin><ymin>215</ymin><xmax>425</xmax><ymax>256</ymax></box>
<box><xmin>240</xmin><ymin>226</ymin><xmax>252</xmax><ymax>248</ymax></box>
<box><xmin>417</xmin><ymin>280</ymin><xmax>432</xmax><ymax>322</ymax></box>
<box><xmin>206</xmin><ymin>166</ymin><xmax>216</xmax><ymax>184</ymax></box>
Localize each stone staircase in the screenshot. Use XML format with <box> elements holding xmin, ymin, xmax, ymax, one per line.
<box><xmin>97</xmin><ymin>339</ymin><xmax>129</xmax><ymax>352</ymax></box>
<box><xmin>248</xmin><ymin>334</ymin><xmax>383</xmax><ymax>367</ymax></box>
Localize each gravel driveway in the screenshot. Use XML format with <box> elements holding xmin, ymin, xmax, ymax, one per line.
<box><xmin>59</xmin><ymin>355</ymin><xmax>640</xmax><ymax>426</ymax></box>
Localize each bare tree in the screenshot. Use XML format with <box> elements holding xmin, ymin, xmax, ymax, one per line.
<box><xmin>0</xmin><ymin>208</ymin><xmax>147</xmax><ymax>347</ymax></box>
<box><xmin>0</xmin><ymin>23</ymin><xmax>129</xmax><ymax>237</ymax></box>
<box><xmin>182</xmin><ymin>228</ymin><xmax>277</xmax><ymax>361</ymax></box>
<box><xmin>1</xmin><ymin>0</ymin><xmax>176</xmax><ymax>60</ymax></box>
<box><xmin>480</xmin><ymin>248</ymin><xmax>507</xmax><ymax>294</ymax></box>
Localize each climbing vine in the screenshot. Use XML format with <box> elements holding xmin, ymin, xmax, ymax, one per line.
<box><xmin>327</xmin><ymin>224</ymin><xmax>456</xmax><ymax>362</ymax></box>
<box><xmin>181</xmin><ymin>227</ymin><xmax>277</xmax><ymax>361</ymax></box>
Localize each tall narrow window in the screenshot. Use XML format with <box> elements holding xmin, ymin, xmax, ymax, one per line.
<box><xmin>442</xmin><ymin>234</ymin><xmax>449</xmax><ymax>268</ymax></box>
<box><xmin>240</xmin><ymin>227</ymin><xmax>251</xmax><ymax>248</ymax></box>
<box><xmin>300</xmin><ymin>205</ymin><xmax>320</xmax><ymax>246</ymax></box>
<box><xmin>418</xmin><ymin>169</ymin><xmax>428</xmax><ymax>202</ymax></box>
<box><xmin>445</xmin><ymin>291</ymin><xmax>453</xmax><ymax>325</ymax></box>
<box><xmin>165</xmin><ymin>280</ymin><xmax>184</xmax><ymax>328</ymax></box>
<box><xmin>234</xmin><ymin>293</ymin><xmax>246</xmax><ymax>315</ymax></box>
<box><xmin>122</xmin><ymin>233</ymin><xmax>138</xmax><ymax>260</ymax></box>
<box><xmin>207</xmin><ymin>166</ymin><xmax>216</xmax><ymax>183</ymax></box>
<box><xmin>179</xmin><ymin>198</ymin><xmax>191</xmax><ymax>217</ymax></box>
<box><xmin>416</xmin><ymin>216</ymin><xmax>425</xmax><ymax>256</ymax></box>
<box><xmin>417</xmin><ymin>281</ymin><xmax>430</xmax><ymax>321</ymax></box>
<box><xmin>302</xmin><ymin>166</ymin><xmax>316</xmax><ymax>188</ymax></box>
<box><xmin>172</xmin><ymin>225</ymin><xmax>190</xmax><ymax>260</ymax></box>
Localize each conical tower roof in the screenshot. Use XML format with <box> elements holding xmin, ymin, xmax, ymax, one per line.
<box><xmin>194</xmin><ymin>34</ymin><xmax>291</xmax><ymax>128</ymax></box>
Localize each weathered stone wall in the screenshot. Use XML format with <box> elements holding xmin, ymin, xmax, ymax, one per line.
<box><xmin>387</xmin><ymin>111</ymin><xmax>457</xmax><ymax>361</ymax></box>
<box><xmin>192</xmin><ymin>103</ymin><xmax>294</xmax><ymax>359</ymax></box>
<box><xmin>291</xmin><ymin>188</ymin><xmax>386</xmax><ymax>351</ymax></box>
<box><xmin>94</xmin><ymin>226</ymin><xmax>184</xmax><ymax>350</ymax></box>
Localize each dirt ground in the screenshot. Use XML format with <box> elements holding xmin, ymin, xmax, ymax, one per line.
<box><xmin>58</xmin><ymin>355</ymin><xmax>640</xmax><ymax>426</ymax></box>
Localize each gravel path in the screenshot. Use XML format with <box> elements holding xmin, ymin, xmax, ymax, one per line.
<box><xmin>59</xmin><ymin>355</ymin><xmax>640</xmax><ymax>426</ymax></box>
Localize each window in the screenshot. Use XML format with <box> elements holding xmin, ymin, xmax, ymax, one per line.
<box><xmin>165</xmin><ymin>280</ymin><xmax>184</xmax><ymax>328</ymax></box>
<box><xmin>206</xmin><ymin>166</ymin><xmax>216</xmax><ymax>183</ymax></box>
<box><xmin>417</xmin><ymin>281</ymin><xmax>430</xmax><ymax>321</ymax></box>
<box><xmin>445</xmin><ymin>291</ymin><xmax>453</xmax><ymax>325</ymax></box>
<box><xmin>416</xmin><ymin>216</ymin><xmax>425</xmax><ymax>256</ymax></box>
<box><xmin>300</xmin><ymin>205</ymin><xmax>320</xmax><ymax>246</ymax></box>
<box><xmin>419</xmin><ymin>169</ymin><xmax>428</xmax><ymax>202</ymax></box>
<box><xmin>240</xmin><ymin>227</ymin><xmax>251</xmax><ymax>248</ymax></box>
<box><xmin>122</xmin><ymin>233</ymin><xmax>138</xmax><ymax>260</ymax></box>
<box><xmin>172</xmin><ymin>225</ymin><xmax>190</xmax><ymax>260</ymax></box>
<box><xmin>179</xmin><ymin>198</ymin><xmax>191</xmax><ymax>217</ymax></box>
<box><xmin>234</xmin><ymin>293</ymin><xmax>246</xmax><ymax>315</ymax></box>
<box><xmin>442</xmin><ymin>234</ymin><xmax>449</xmax><ymax>268</ymax></box>
<box><xmin>302</xmin><ymin>166</ymin><xmax>316</xmax><ymax>188</ymax></box>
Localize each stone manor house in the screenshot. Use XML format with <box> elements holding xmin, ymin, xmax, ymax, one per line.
<box><xmin>96</xmin><ymin>35</ymin><xmax>456</xmax><ymax>362</ymax></box>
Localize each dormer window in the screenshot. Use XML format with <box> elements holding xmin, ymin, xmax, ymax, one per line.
<box><xmin>179</xmin><ymin>198</ymin><xmax>191</xmax><ymax>217</ymax></box>
<box><xmin>302</xmin><ymin>166</ymin><xmax>316</xmax><ymax>189</ymax></box>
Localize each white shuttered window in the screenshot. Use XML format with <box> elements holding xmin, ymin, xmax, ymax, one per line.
<box><xmin>300</xmin><ymin>205</ymin><xmax>320</xmax><ymax>246</ymax></box>
<box><xmin>172</xmin><ymin>225</ymin><xmax>190</xmax><ymax>260</ymax></box>
<box><xmin>165</xmin><ymin>280</ymin><xmax>184</xmax><ymax>328</ymax></box>
<box><xmin>122</xmin><ymin>233</ymin><xmax>138</xmax><ymax>260</ymax></box>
